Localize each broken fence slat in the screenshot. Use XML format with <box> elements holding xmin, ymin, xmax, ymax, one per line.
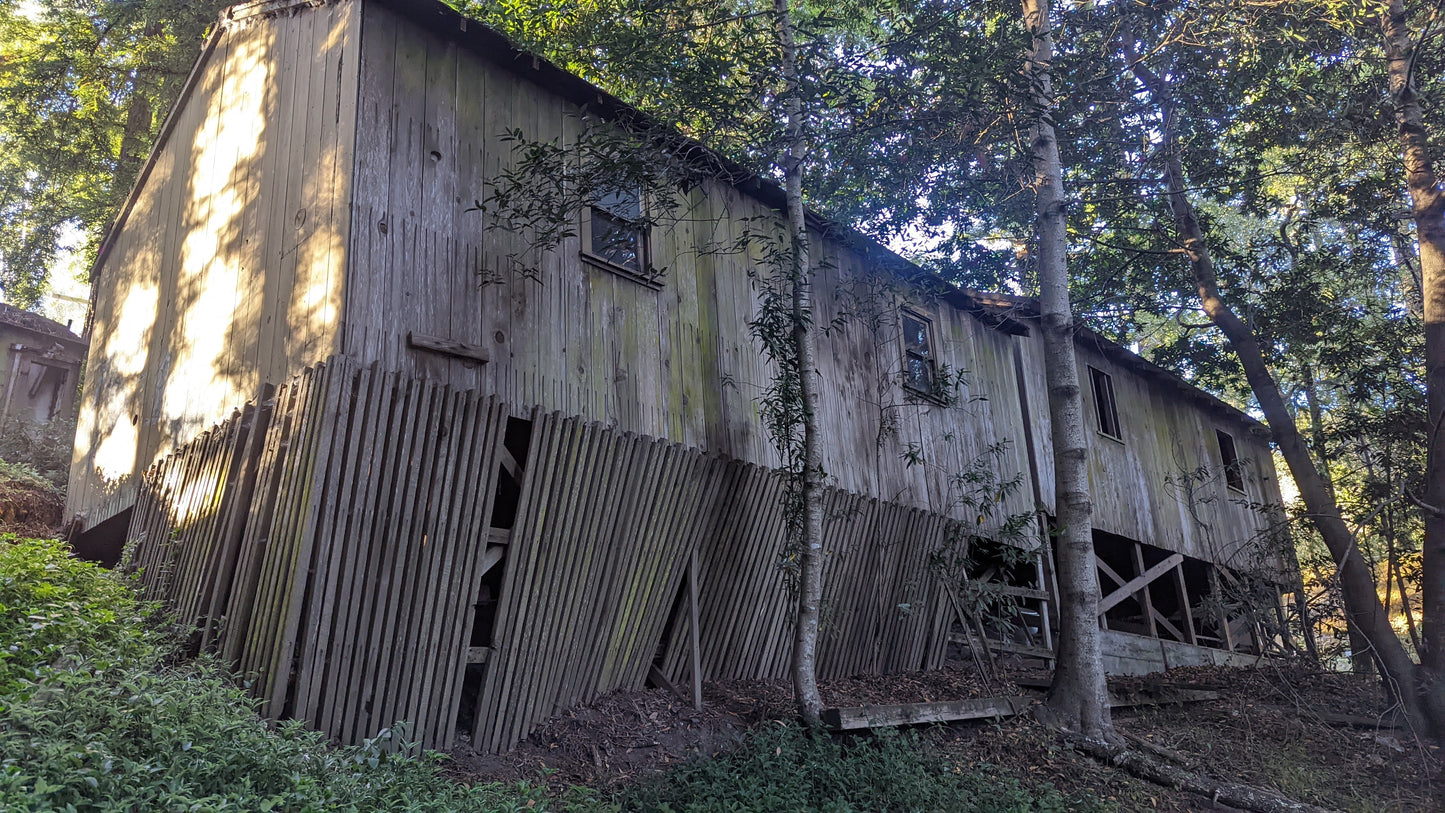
<box><xmin>822</xmin><ymin>695</ymin><xmax>1032</xmax><ymax>730</ymax></box>
<box><xmin>407</xmin><ymin>331</ymin><xmax>490</xmax><ymax>364</ymax></box>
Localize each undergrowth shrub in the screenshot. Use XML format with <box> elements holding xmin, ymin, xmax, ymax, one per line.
<box><xmin>0</xmin><ymin>535</ymin><xmax>551</xmax><ymax>812</ymax></box>
<box><xmin>0</xmin><ymin>537</ymin><xmax>155</xmax><ymax>697</ymax></box>
<box><xmin>610</xmin><ymin>723</ymin><xmax>1108</xmax><ymax>813</ymax></box>
<box><xmin>0</xmin><ymin>416</ymin><xmax>75</xmax><ymax>489</ymax></box>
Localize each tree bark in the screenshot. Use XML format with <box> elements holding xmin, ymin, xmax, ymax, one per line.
<box><xmin>1124</xmin><ymin>35</ymin><xmax>1428</xmax><ymax>732</ymax></box>
<box><xmin>1023</xmin><ymin>0</ymin><xmax>1115</xmax><ymax>744</ymax></box>
<box><xmin>1303</xmin><ymin>366</ymin><xmax>1374</xmax><ymax>675</ymax></box>
<box><xmin>1071</xmin><ymin>736</ymin><xmax>1336</xmax><ymax>813</ymax></box>
<box><xmin>1383</xmin><ymin>0</ymin><xmax>1445</xmax><ymax>731</ymax></box>
<box><xmin>774</xmin><ymin>0</ymin><xmax>825</xmax><ymax>727</ymax></box>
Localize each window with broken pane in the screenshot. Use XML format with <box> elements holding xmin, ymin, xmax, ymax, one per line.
<box><xmin>901</xmin><ymin>309</ymin><xmax>938</xmax><ymax>397</ymax></box>
<box><xmin>588</xmin><ymin>188</ymin><xmax>645</xmax><ymax>273</ymax></box>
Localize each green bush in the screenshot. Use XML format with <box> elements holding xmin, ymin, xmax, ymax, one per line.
<box><xmin>610</xmin><ymin>724</ymin><xmax>1108</xmax><ymax>813</ymax></box>
<box><xmin>0</xmin><ymin>535</ymin><xmax>551</xmax><ymax>812</ymax></box>
<box><xmin>0</xmin><ymin>537</ymin><xmax>156</xmax><ymax>697</ymax></box>
<box><xmin>0</xmin><ymin>536</ymin><xmax>1105</xmax><ymax>813</ymax></box>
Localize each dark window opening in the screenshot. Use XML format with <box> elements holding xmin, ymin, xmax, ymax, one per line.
<box><xmin>1216</xmin><ymin>429</ymin><xmax>1245</xmax><ymax>492</ymax></box>
<box><xmin>901</xmin><ymin>309</ymin><xmax>938</xmax><ymax>398</ymax></box>
<box><xmin>1089</xmin><ymin>366</ymin><xmax>1121</xmax><ymax>439</ymax></box>
<box><xmin>588</xmin><ymin>188</ymin><xmax>646</xmax><ymax>274</ymax></box>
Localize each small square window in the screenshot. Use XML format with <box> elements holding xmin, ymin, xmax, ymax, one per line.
<box><xmin>1216</xmin><ymin>430</ymin><xmax>1245</xmax><ymax>492</ymax></box>
<box><xmin>1089</xmin><ymin>366</ymin><xmax>1121</xmax><ymax>439</ymax></box>
<box><xmin>901</xmin><ymin>309</ymin><xmax>938</xmax><ymax>398</ymax></box>
<box><xmin>584</xmin><ymin>188</ymin><xmax>648</xmax><ymax>277</ymax></box>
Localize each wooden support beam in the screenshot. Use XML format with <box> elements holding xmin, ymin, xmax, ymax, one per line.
<box><xmin>1174</xmin><ymin>564</ymin><xmax>1198</xmax><ymax>645</ymax></box>
<box><xmin>822</xmin><ymin>696</ymin><xmax>1031</xmax><ymax>730</ymax></box>
<box><xmin>1034</xmin><ymin>551</ymin><xmax>1055</xmax><ymax>666</ymax></box>
<box><xmin>1109</xmin><ymin>688</ymin><xmax>1219</xmax><ymax>708</ymax></box>
<box><xmin>998</xmin><ymin>584</ymin><xmax>1051</xmax><ymax>601</ymax></box>
<box><xmin>647</xmin><ymin>663</ymin><xmax>687</xmax><ymax>702</ymax></box>
<box><xmin>978</xmin><ymin>639</ymin><xmax>1054</xmax><ymax>659</ymax></box>
<box><xmin>1099</xmin><ymin>553</ymin><xmax>1184</xmax><ymax>615</ymax></box>
<box><xmin>497</xmin><ymin>445</ymin><xmax>521</xmax><ymax>482</ymax></box>
<box><xmin>1132</xmin><ymin>542</ymin><xmax>1159</xmax><ymax>639</ymax></box>
<box><xmin>1148</xmin><ymin>607</ymin><xmax>1187</xmax><ymax>643</ymax></box>
<box><xmin>1014</xmin><ymin>677</ymin><xmax>1220</xmax><ymax>708</ymax></box>
<box><xmin>467</xmin><ymin>646</ymin><xmax>493</xmax><ymax>664</ymax></box>
<box><xmin>478</xmin><ymin>544</ymin><xmax>506</xmax><ymax>579</ymax></box>
<box><xmin>1210</xmin><ymin>567</ymin><xmax>1235</xmax><ymax>650</ymax></box>
<box><xmin>1095</xmin><ymin>555</ymin><xmax>1128</xmax><ymax>588</ymax></box>
<box><xmin>406</xmin><ymin>331</ymin><xmax>490</xmax><ymax>364</ymax></box>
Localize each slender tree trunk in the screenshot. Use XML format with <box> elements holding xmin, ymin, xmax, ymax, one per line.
<box><xmin>1023</xmin><ymin>0</ymin><xmax>1115</xmax><ymax>743</ymax></box>
<box><xmin>1383</xmin><ymin>0</ymin><xmax>1445</xmax><ymax>732</ymax></box>
<box><xmin>1125</xmin><ymin>40</ymin><xmax>1429</xmax><ymax>732</ymax></box>
<box><xmin>774</xmin><ymin>0</ymin><xmax>824</xmax><ymax>727</ymax></box>
<box><xmin>1304</xmin><ymin>367</ymin><xmax>1374</xmax><ymax>674</ymax></box>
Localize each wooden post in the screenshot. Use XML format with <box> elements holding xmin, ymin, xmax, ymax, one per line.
<box><xmin>1034</xmin><ymin>549</ymin><xmax>1055</xmax><ymax>667</ymax></box>
<box><xmin>1132</xmin><ymin>542</ymin><xmax>1158</xmax><ymax>639</ymax></box>
<box><xmin>689</xmin><ymin>548</ymin><xmax>702</xmax><ymax>711</ymax></box>
<box><xmin>1173</xmin><ymin>563</ymin><xmax>1197</xmax><ymax>645</ymax></box>
<box><xmin>1210</xmin><ymin>567</ymin><xmax>1235</xmax><ymax>650</ymax></box>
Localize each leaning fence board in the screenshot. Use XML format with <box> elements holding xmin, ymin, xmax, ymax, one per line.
<box><xmin>293</xmin><ymin>364</ymin><xmax>372</xmax><ymax>722</ymax></box>
<box><xmin>436</xmin><ymin>399</ymin><xmax>510</xmax><ymax>747</ymax></box>
<box><xmin>318</xmin><ymin>368</ymin><xmax>397</xmax><ymax>737</ymax></box>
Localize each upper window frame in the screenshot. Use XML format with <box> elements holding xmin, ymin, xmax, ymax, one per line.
<box><xmin>1088</xmin><ymin>365</ymin><xmax>1122</xmax><ymax>441</ymax></box>
<box><xmin>900</xmin><ymin>307</ymin><xmax>943</xmax><ymax>402</ymax></box>
<box><xmin>579</xmin><ymin>187</ymin><xmax>660</xmax><ymax>288</ymax></box>
<box><xmin>1215</xmin><ymin>429</ymin><xmax>1247</xmax><ymax>493</ymax></box>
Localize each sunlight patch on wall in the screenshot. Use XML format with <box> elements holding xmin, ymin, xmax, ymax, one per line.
<box><xmin>163</xmin><ymin>28</ymin><xmax>274</xmax><ymax>443</ymax></box>
<box><xmin>92</xmin><ymin>281</ymin><xmax>159</xmax><ymax>480</ymax></box>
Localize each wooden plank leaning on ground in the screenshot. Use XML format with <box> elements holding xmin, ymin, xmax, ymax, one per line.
<box><xmin>823</xmin><ymin>689</ymin><xmax>1221</xmax><ymax>731</ymax></box>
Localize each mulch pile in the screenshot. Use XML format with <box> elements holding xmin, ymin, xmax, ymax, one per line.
<box><xmin>0</xmin><ymin>471</ymin><xmax>63</xmax><ymax>536</ymax></box>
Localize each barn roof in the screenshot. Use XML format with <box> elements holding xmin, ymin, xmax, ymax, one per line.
<box><xmin>95</xmin><ymin>0</ymin><xmax>1265</xmax><ymax>434</ymax></box>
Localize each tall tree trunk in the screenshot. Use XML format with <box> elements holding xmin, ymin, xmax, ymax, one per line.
<box><xmin>774</xmin><ymin>0</ymin><xmax>825</xmax><ymax>727</ymax></box>
<box><xmin>1125</xmin><ymin>40</ymin><xmax>1429</xmax><ymax>732</ymax></box>
<box><xmin>1024</xmin><ymin>0</ymin><xmax>1115</xmax><ymax>743</ymax></box>
<box><xmin>1383</xmin><ymin>0</ymin><xmax>1445</xmax><ymax>732</ymax></box>
<box><xmin>1304</xmin><ymin>366</ymin><xmax>1374</xmax><ymax>674</ymax></box>
<box><xmin>116</xmin><ymin>85</ymin><xmax>152</xmax><ymax>191</ymax></box>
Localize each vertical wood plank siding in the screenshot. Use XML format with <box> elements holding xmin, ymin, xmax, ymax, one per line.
<box><xmin>68</xmin><ymin>1</ymin><xmax>361</xmax><ymax>527</ymax></box>
<box><xmin>126</xmin><ymin>358</ymin><xmax>509</xmax><ymax>750</ymax></box>
<box><xmin>338</xmin><ymin>0</ymin><xmax>1279</xmax><ymax>568</ymax></box>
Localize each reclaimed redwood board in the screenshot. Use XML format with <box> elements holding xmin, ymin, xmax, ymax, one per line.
<box><xmin>823</xmin><ymin>696</ymin><xmax>1031</xmax><ymax>730</ymax></box>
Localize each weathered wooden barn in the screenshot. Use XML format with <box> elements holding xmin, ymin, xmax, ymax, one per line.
<box><xmin>67</xmin><ymin>0</ymin><xmax>1297</xmax><ymax>753</ymax></box>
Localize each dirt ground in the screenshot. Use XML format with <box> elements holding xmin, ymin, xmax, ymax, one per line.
<box><xmin>449</xmin><ymin>661</ymin><xmax>1442</xmax><ymax>811</ymax></box>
